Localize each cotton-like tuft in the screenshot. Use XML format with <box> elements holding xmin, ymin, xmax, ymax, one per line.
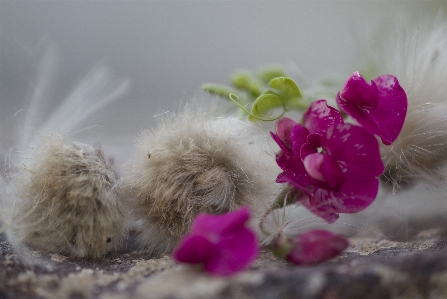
<box><xmin>0</xmin><ymin>45</ymin><xmax>130</xmax><ymax>261</ymax></box>
<box><xmin>13</xmin><ymin>136</ymin><xmax>127</xmax><ymax>259</ymax></box>
<box><xmin>123</xmin><ymin>102</ymin><xmax>279</xmax><ymax>255</ymax></box>
<box><xmin>359</xmin><ymin>14</ymin><xmax>447</xmax><ymax>188</ymax></box>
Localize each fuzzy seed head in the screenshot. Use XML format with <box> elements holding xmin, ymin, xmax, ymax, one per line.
<box><xmin>14</xmin><ymin>135</ymin><xmax>126</xmax><ymax>259</ymax></box>
<box><xmin>360</xmin><ymin>14</ymin><xmax>447</xmax><ymax>188</ymax></box>
<box><xmin>124</xmin><ymin>104</ymin><xmax>278</xmax><ymax>255</ymax></box>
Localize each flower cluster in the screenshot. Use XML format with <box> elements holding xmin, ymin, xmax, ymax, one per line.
<box><xmin>174</xmin><ymin>72</ymin><xmax>407</xmax><ymax>277</ymax></box>
<box><xmin>272</xmin><ymin>72</ymin><xmax>407</xmax><ymax>222</ymax></box>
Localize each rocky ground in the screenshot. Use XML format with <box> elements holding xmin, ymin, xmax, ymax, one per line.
<box><xmin>2</xmin><ymin>216</ymin><xmax>447</xmax><ymax>299</ymax></box>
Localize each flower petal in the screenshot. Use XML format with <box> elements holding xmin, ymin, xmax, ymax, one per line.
<box><xmin>303</xmin><ymin>100</ymin><xmax>344</xmax><ymax>134</ymax></box>
<box><xmin>306</xmin><ymin>133</ymin><xmax>322</xmax><ymax>147</ymax></box>
<box><xmin>287</xmin><ymin>230</ymin><xmax>348</xmax><ymax>265</ymax></box>
<box><xmin>204</xmin><ymin>226</ymin><xmax>258</xmax><ymax>276</ymax></box>
<box><xmin>321</xmin><ymin>155</ymin><xmax>345</xmax><ymax>189</ymax></box>
<box><xmin>290</xmin><ymin>124</ymin><xmax>310</xmax><ymax>157</ymax></box>
<box><xmin>275</xmin><ymin>117</ymin><xmax>298</xmax><ymax>150</ymax></box>
<box><xmin>302</xmin><ymin>153</ymin><xmax>345</xmax><ymax>189</ymax></box>
<box><xmin>191</xmin><ymin>206</ymin><xmax>250</xmax><ymax>237</ymax></box>
<box><xmin>336</xmin><ymin>172</ymin><xmax>380</xmax><ymax>212</ymax></box>
<box><xmin>271</xmin><ymin>132</ymin><xmax>291</xmax><ymax>154</ymax></box>
<box><xmin>175</xmin><ymin>207</ymin><xmax>258</xmax><ymax>276</ymax></box>
<box><xmin>303</xmin><ymin>153</ymin><xmax>326</xmax><ymax>183</ymax></box>
<box><xmin>174</xmin><ymin>235</ymin><xmax>215</xmax><ymax>264</ymax></box>
<box><xmin>300</xmin><ymin>143</ymin><xmax>317</xmax><ymax>161</ymax></box>
<box><xmin>276</xmin><ymin>151</ymin><xmax>312</xmax><ymax>190</ymax></box>
<box><xmin>299</xmin><ymin>190</ymin><xmax>340</xmax><ymax>223</ymax></box>
<box><xmin>323</xmin><ymin>123</ymin><xmax>384</xmax><ymax>178</ymax></box>
<box><xmin>339</xmin><ymin>71</ymin><xmax>378</xmax><ymax>109</ymax></box>
<box><xmin>336</xmin><ymin>73</ymin><xmax>407</xmax><ymax>145</ymax></box>
<box><xmin>306</xmin><ymin>175</ymin><xmax>380</xmax><ymax>223</ymax></box>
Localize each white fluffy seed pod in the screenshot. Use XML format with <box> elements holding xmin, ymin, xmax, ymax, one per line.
<box><xmin>13</xmin><ymin>135</ymin><xmax>127</xmax><ymax>259</ymax></box>
<box><xmin>123</xmin><ymin>102</ymin><xmax>280</xmax><ymax>255</ymax></box>
<box><xmin>359</xmin><ymin>14</ymin><xmax>447</xmax><ymax>188</ymax></box>
<box><xmin>0</xmin><ymin>45</ymin><xmax>130</xmax><ymax>260</ymax></box>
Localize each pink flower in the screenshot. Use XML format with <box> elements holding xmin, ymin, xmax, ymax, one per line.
<box><xmin>269</xmin><ymin>230</ymin><xmax>348</xmax><ymax>265</ymax></box>
<box><xmin>336</xmin><ymin>72</ymin><xmax>407</xmax><ymax>145</ymax></box>
<box><xmin>173</xmin><ymin>207</ymin><xmax>258</xmax><ymax>276</ymax></box>
<box><xmin>272</xmin><ymin>100</ymin><xmax>384</xmax><ymax>223</ymax></box>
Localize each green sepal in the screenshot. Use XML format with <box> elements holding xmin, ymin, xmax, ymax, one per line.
<box><xmin>272</xmin><ymin>185</ymin><xmax>301</xmax><ymax>209</ymax></box>
<box><xmin>268</xmin><ymin>236</ymin><xmax>294</xmax><ymax>261</ymax></box>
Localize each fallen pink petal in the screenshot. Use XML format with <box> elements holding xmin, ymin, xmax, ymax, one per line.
<box><xmin>173</xmin><ymin>207</ymin><xmax>258</xmax><ymax>276</ymax></box>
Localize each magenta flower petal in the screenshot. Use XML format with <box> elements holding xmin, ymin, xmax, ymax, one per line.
<box><xmin>336</xmin><ymin>72</ymin><xmax>407</xmax><ymax>145</ymax></box>
<box><xmin>339</xmin><ymin>71</ymin><xmax>378</xmax><ymax>109</ymax></box>
<box><xmin>300</xmin><ymin>143</ymin><xmax>317</xmax><ymax>161</ymax></box>
<box><xmin>204</xmin><ymin>226</ymin><xmax>258</xmax><ymax>276</ymax></box>
<box><xmin>287</xmin><ymin>230</ymin><xmax>349</xmax><ymax>265</ymax></box>
<box><xmin>321</xmin><ymin>155</ymin><xmax>345</xmax><ymax>189</ymax></box>
<box><xmin>323</xmin><ymin>123</ymin><xmax>384</xmax><ymax>179</ymax></box>
<box><xmin>333</xmin><ymin>172</ymin><xmax>380</xmax><ymax>213</ymax></box>
<box><xmin>276</xmin><ymin>151</ymin><xmax>312</xmax><ymax>190</ymax></box>
<box><xmin>303</xmin><ymin>153</ymin><xmax>326</xmax><ymax>183</ymax></box>
<box><xmin>306</xmin><ymin>133</ymin><xmax>322</xmax><ymax>147</ymax></box>
<box><xmin>173</xmin><ymin>207</ymin><xmax>258</xmax><ymax>276</ymax></box>
<box><xmin>275</xmin><ymin>117</ymin><xmax>299</xmax><ymax>150</ymax></box>
<box><xmin>174</xmin><ymin>235</ymin><xmax>214</xmax><ymax>264</ymax></box>
<box><xmin>303</xmin><ymin>100</ymin><xmax>344</xmax><ymax>134</ymax></box>
<box><xmin>271</xmin><ymin>132</ymin><xmax>291</xmax><ymax>154</ymax></box>
<box><xmin>299</xmin><ymin>195</ymin><xmax>340</xmax><ymax>223</ymax></box>
<box><xmin>302</xmin><ymin>153</ymin><xmax>345</xmax><ymax>188</ymax></box>
<box><xmin>192</xmin><ymin>206</ymin><xmax>250</xmax><ymax>235</ymax></box>
<box><xmin>290</xmin><ymin>125</ymin><xmax>310</xmax><ymax>157</ymax></box>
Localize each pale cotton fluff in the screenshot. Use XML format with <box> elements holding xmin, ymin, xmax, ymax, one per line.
<box><xmin>123</xmin><ymin>102</ymin><xmax>280</xmax><ymax>255</ymax></box>
<box><xmin>0</xmin><ymin>45</ymin><xmax>129</xmax><ymax>260</ymax></box>
<box><xmin>14</xmin><ymin>136</ymin><xmax>126</xmax><ymax>259</ymax></box>
<box><xmin>360</xmin><ymin>14</ymin><xmax>447</xmax><ymax>188</ymax></box>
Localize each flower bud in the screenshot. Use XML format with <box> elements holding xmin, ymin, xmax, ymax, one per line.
<box><xmin>269</xmin><ymin>230</ymin><xmax>348</xmax><ymax>265</ymax></box>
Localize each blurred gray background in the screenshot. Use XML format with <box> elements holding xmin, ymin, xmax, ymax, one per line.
<box><xmin>1</xmin><ymin>1</ymin><xmax>446</xmax><ymax>160</ymax></box>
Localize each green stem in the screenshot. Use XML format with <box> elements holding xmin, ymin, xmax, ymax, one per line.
<box><xmin>259</xmin><ymin>206</ymin><xmax>274</xmax><ymax>237</ymax></box>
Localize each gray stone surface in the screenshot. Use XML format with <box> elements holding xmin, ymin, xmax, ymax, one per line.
<box><xmin>2</xmin><ymin>221</ymin><xmax>447</xmax><ymax>299</ymax></box>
